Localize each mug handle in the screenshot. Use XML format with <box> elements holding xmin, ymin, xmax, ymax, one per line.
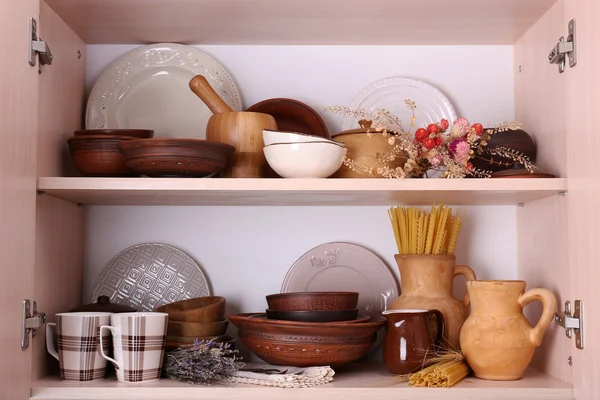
<box><xmin>45</xmin><ymin>323</ymin><xmax>59</xmax><ymax>361</ymax></box>
<box><xmin>427</xmin><ymin>309</ymin><xmax>445</xmax><ymax>346</ymax></box>
<box><xmin>518</xmin><ymin>288</ymin><xmax>558</xmax><ymax>347</ymax></box>
<box><xmin>454</xmin><ymin>265</ymin><xmax>477</xmax><ymax>307</ymax></box>
<box><xmin>99</xmin><ymin>325</ymin><xmax>122</xmax><ymax>370</ymax></box>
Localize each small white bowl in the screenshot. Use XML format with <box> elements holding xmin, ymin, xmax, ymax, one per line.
<box><xmin>264</xmin><ymin>142</ymin><xmax>347</xmax><ymax>178</ymax></box>
<box><xmin>263</xmin><ymin>129</ymin><xmax>341</xmax><ymax>147</ymax></box>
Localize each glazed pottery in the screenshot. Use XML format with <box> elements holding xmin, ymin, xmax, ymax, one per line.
<box><xmin>266</xmin><ymin>291</ymin><xmax>359</xmax><ymax>311</ymax></box>
<box><xmin>460</xmin><ymin>280</ymin><xmax>557</xmax><ymax>380</ymax></box>
<box><xmin>388</xmin><ymin>254</ymin><xmax>476</xmax><ymax>349</ymax></box>
<box><xmin>382</xmin><ymin>309</ymin><xmax>444</xmax><ymax>374</ymax></box>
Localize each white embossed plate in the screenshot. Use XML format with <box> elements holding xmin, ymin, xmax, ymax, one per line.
<box><xmin>86</xmin><ymin>43</ymin><xmax>242</xmax><ymax>139</ymax></box>
<box><xmin>281</xmin><ymin>242</ymin><xmax>399</xmax><ymax>319</ymax></box>
<box><xmin>91</xmin><ymin>243</ymin><xmax>210</xmax><ymax>312</ymax></box>
<box><xmin>341</xmin><ymin>77</ymin><xmax>457</xmax><ymax>132</ymax></box>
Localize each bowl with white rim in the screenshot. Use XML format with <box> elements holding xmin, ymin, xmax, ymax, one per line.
<box><xmin>263</xmin><ymin>129</ymin><xmax>342</xmax><ymax>147</ymax></box>
<box><xmin>263</xmin><ymin>141</ymin><xmax>347</xmax><ymax>178</ymax></box>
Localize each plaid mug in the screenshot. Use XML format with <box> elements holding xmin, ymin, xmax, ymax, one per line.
<box><xmin>100</xmin><ymin>312</ymin><xmax>168</xmax><ymax>383</ymax></box>
<box><xmin>46</xmin><ymin>312</ymin><xmax>112</xmax><ymax>381</ymax></box>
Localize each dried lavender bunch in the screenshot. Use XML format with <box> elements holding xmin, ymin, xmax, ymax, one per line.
<box><xmin>163</xmin><ymin>339</ymin><xmax>244</xmax><ymax>385</ymax></box>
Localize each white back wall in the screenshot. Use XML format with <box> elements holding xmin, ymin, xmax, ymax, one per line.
<box><xmin>83</xmin><ymin>46</ymin><xmax>517</xmax><ymax>357</ymax></box>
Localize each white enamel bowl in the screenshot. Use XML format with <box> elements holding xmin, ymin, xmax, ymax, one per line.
<box><xmin>263</xmin><ymin>142</ymin><xmax>347</xmax><ymax>178</ymax></box>
<box><xmin>263</xmin><ymin>129</ymin><xmax>341</xmax><ymax>146</ymax></box>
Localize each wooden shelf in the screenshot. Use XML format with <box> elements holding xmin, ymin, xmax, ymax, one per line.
<box><xmin>43</xmin><ymin>0</ymin><xmax>559</xmax><ymax>45</ymax></box>
<box><xmin>37</xmin><ymin>177</ymin><xmax>567</xmax><ymax>206</ymax></box>
<box><xmin>31</xmin><ymin>365</ymin><xmax>573</xmax><ymax>400</ymax></box>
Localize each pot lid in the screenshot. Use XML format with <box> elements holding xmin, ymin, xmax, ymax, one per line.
<box><xmin>69</xmin><ymin>295</ymin><xmax>138</xmax><ymax>313</ymax></box>
<box><xmin>331</xmin><ymin>119</ymin><xmax>380</xmax><ymax>137</ymax></box>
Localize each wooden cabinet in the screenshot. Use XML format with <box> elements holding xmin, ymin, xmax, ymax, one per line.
<box><xmin>1</xmin><ymin>0</ymin><xmax>598</xmax><ymax>399</ymax></box>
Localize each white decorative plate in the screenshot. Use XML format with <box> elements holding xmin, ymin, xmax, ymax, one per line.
<box><xmin>341</xmin><ymin>77</ymin><xmax>457</xmax><ymax>132</ymax></box>
<box><xmin>91</xmin><ymin>243</ymin><xmax>210</xmax><ymax>312</ymax></box>
<box><xmin>86</xmin><ymin>43</ymin><xmax>242</xmax><ymax>139</ymax></box>
<box><xmin>281</xmin><ymin>242</ymin><xmax>399</xmax><ymax>319</ymax></box>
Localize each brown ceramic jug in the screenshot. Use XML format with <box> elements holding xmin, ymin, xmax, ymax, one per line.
<box><xmin>459</xmin><ymin>280</ymin><xmax>557</xmax><ymax>380</ymax></box>
<box><xmin>388</xmin><ymin>254</ymin><xmax>476</xmax><ymax>349</ymax></box>
<box><xmin>382</xmin><ymin>309</ymin><xmax>444</xmax><ymax>374</ymax></box>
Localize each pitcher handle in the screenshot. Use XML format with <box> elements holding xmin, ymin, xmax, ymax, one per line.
<box><xmin>427</xmin><ymin>309</ymin><xmax>445</xmax><ymax>346</ymax></box>
<box><xmin>454</xmin><ymin>265</ymin><xmax>477</xmax><ymax>307</ymax></box>
<box><xmin>45</xmin><ymin>323</ymin><xmax>59</xmax><ymax>361</ymax></box>
<box><xmin>518</xmin><ymin>288</ymin><xmax>557</xmax><ymax>347</ymax></box>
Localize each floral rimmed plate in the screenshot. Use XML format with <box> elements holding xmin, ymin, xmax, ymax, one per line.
<box><xmin>86</xmin><ymin>43</ymin><xmax>242</xmax><ymax>139</ymax></box>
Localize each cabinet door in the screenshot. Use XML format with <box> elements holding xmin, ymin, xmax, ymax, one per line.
<box><xmin>566</xmin><ymin>0</ymin><xmax>600</xmax><ymax>399</ymax></box>
<box><xmin>0</xmin><ymin>0</ymin><xmax>40</xmax><ymax>398</ymax></box>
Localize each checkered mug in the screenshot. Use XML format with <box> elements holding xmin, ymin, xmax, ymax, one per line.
<box><xmin>100</xmin><ymin>312</ymin><xmax>168</xmax><ymax>383</ymax></box>
<box><xmin>46</xmin><ymin>312</ymin><xmax>113</xmax><ymax>381</ymax></box>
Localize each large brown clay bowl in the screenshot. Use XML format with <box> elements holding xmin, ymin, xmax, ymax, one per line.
<box><xmin>74</xmin><ymin>129</ymin><xmax>154</xmax><ymax>138</ymax></box>
<box><xmin>228</xmin><ymin>313</ymin><xmax>385</xmax><ymax>367</ymax></box>
<box><xmin>265</xmin><ymin>308</ymin><xmax>359</xmax><ymax>322</ymax></box>
<box><xmin>166</xmin><ymin>320</ymin><xmax>229</xmax><ymax>337</ymax></box>
<box><xmin>155</xmin><ymin>296</ymin><xmax>226</xmax><ymax>322</ymax></box>
<box><xmin>266</xmin><ymin>292</ymin><xmax>359</xmax><ymax>311</ymax></box>
<box><xmin>67</xmin><ymin>135</ymin><xmax>138</xmax><ymax>177</ymax></box>
<box><xmin>119</xmin><ymin>138</ymin><xmax>235</xmax><ymax>177</ymax></box>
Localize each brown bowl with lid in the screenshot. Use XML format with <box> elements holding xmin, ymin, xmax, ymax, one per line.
<box><xmin>331</xmin><ymin>119</ymin><xmax>407</xmax><ymax>178</ymax></box>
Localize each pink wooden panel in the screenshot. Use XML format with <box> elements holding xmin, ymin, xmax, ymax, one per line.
<box><xmin>0</xmin><ymin>0</ymin><xmax>40</xmax><ymax>397</ymax></box>
<box><xmin>565</xmin><ymin>0</ymin><xmax>600</xmax><ymax>398</ymax></box>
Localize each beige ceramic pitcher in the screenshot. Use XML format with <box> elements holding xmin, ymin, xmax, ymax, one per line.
<box><xmin>388</xmin><ymin>254</ymin><xmax>476</xmax><ymax>349</ymax></box>
<box><xmin>459</xmin><ymin>280</ymin><xmax>557</xmax><ymax>380</ymax></box>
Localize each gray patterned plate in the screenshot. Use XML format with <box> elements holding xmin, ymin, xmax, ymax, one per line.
<box><xmin>91</xmin><ymin>243</ymin><xmax>210</xmax><ymax>312</ymax></box>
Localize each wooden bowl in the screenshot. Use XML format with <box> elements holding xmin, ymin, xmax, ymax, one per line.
<box><xmin>118</xmin><ymin>138</ymin><xmax>235</xmax><ymax>177</ymax></box>
<box><xmin>165</xmin><ymin>338</ymin><xmax>236</xmax><ymax>351</ymax></box>
<box><xmin>167</xmin><ymin>320</ymin><xmax>229</xmax><ymax>337</ymax></box>
<box><xmin>331</xmin><ymin>127</ymin><xmax>407</xmax><ymax>178</ymax></box>
<box><xmin>266</xmin><ymin>292</ymin><xmax>359</xmax><ymax>311</ymax></box>
<box><xmin>266</xmin><ymin>308</ymin><xmax>359</xmax><ymax>322</ymax></box>
<box><xmin>74</xmin><ymin>129</ymin><xmax>154</xmax><ymax>138</ymax></box>
<box><xmin>228</xmin><ymin>313</ymin><xmax>384</xmax><ymax>367</ymax></box>
<box><xmin>166</xmin><ymin>334</ymin><xmax>229</xmax><ymax>344</ymax></box>
<box><xmin>155</xmin><ymin>296</ymin><xmax>226</xmax><ymax>322</ymax></box>
<box><xmin>67</xmin><ymin>135</ymin><xmax>138</xmax><ymax>177</ymax></box>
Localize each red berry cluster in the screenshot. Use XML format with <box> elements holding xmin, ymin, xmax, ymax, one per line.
<box><xmin>414</xmin><ymin>119</ymin><xmax>449</xmax><ymax>150</ymax></box>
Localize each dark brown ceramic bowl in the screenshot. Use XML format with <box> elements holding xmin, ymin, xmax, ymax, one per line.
<box><xmin>266</xmin><ymin>308</ymin><xmax>359</xmax><ymax>322</ymax></box>
<box><xmin>250</xmin><ymin>313</ymin><xmax>371</xmax><ymax>324</ymax></box>
<box><xmin>119</xmin><ymin>138</ymin><xmax>235</xmax><ymax>177</ymax></box>
<box><xmin>74</xmin><ymin>129</ymin><xmax>154</xmax><ymax>138</ymax></box>
<box><xmin>67</xmin><ymin>135</ymin><xmax>138</xmax><ymax>177</ymax></box>
<box><xmin>266</xmin><ymin>292</ymin><xmax>359</xmax><ymax>311</ymax></box>
<box><xmin>470</xmin><ymin>128</ymin><xmax>536</xmax><ymax>173</ymax></box>
<box><xmin>228</xmin><ymin>313</ymin><xmax>384</xmax><ymax>367</ymax></box>
<box><xmin>155</xmin><ymin>296</ymin><xmax>226</xmax><ymax>322</ymax></box>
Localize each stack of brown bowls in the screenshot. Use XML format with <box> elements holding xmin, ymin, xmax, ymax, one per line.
<box><xmin>228</xmin><ymin>292</ymin><xmax>385</xmax><ymax>367</ymax></box>
<box><xmin>67</xmin><ymin>129</ymin><xmax>154</xmax><ymax>176</ymax></box>
<box><xmin>154</xmin><ymin>296</ymin><xmax>234</xmax><ymax>350</ymax></box>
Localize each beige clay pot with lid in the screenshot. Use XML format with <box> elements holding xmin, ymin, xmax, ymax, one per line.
<box><xmin>331</xmin><ymin>119</ymin><xmax>407</xmax><ymax>178</ymax></box>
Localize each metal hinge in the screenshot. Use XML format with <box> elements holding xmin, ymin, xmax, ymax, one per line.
<box><xmin>28</xmin><ymin>18</ymin><xmax>53</xmax><ymax>74</ymax></box>
<box><xmin>548</xmin><ymin>19</ymin><xmax>576</xmax><ymax>74</ymax></box>
<box><xmin>555</xmin><ymin>300</ymin><xmax>583</xmax><ymax>350</ymax></box>
<box><xmin>21</xmin><ymin>300</ymin><xmax>47</xmax><ymax>350</ymax></box>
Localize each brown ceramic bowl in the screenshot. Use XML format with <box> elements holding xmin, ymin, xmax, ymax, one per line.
<box><xmin>119</xmin><ymin>138</ymin><xmax>235</xmax><ymax>177</ymax></box>
<box><xmin>166</xmin><ymin>320</ymin><xmax>229</xmax><ymax>337</ymax></box>
<box><xmin>74</xmin><ymin>129</ymin><xmax>154</xmax><ymax>138</ymax></box>
<box><xmin>67</xmin><ymin>135</ymin><xmax>138</xmax><ymax>177</ymax></box>
<box><xmin>165</xmin><ymin>338</ymin><xmax>236</xmax><ymax>351</ymax></box>
<box><xmin>155</xmin><ymin>296</ymin><xmax>226</xmax><ymax>322</ymax></box>
<box><xmin>250</xmin><ymin>313</ymin><xmax>371</xmax><ymax>324</ymax></box>
<box><xmin>266</xmin><ymin>292</ymin><xmax>359</xmax><ymax>311</ymax></box>
<box><xmin>228</xmin><ymin>313</ymin><xmax>385</xmax><ymax>367</ymax></box>
<box><xmin>265</xmin><ymin>308</ymin><xmax>359</xmax><ymax>322</ymax></box>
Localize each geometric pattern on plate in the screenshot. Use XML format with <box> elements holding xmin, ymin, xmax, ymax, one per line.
<box><xmin>91</xmin><ymin>243</ymin><xmax>210</xmax><ymax>312</ymax></box>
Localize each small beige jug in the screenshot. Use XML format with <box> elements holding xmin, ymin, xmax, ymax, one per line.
<box><xmin>459</xmin><ymin>280</ymin><xmax>557</xmax><ymax>380</ymax></box>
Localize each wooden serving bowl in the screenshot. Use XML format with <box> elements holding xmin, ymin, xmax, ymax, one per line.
<box><xmin>266</xmin><ymin>292</ymin><xmax>359</xmax><ymax>311</ymax></box>
<box><xmin>165</xmin><ymin>338</ymin><xmax>236</xmax><ymax>352</ymax></box>
<box><xmin>155</xmin><ymin>296</ymin><xmax>226</xmax><ymax>322</ymax></box>
<box><xmin>118</xmin><ymin>138</ymin><xmax>235</xmax><ymax>177</ymax></box>
<box><xmin>67</xmin><ymin>135</ymin><xmax>138</xmax><ymax>177</ymax></box>
<box><xmin>166</xmin><ymin>334</ymin><xmax>229</xmax><ymax>344</ymax></box>
<box><xmin>74</xmin><ymin>129</ymin><xmax>154</xmax><ymax>138</ymax></box>
<box><xmin>228</xmin><ymin>313</ymin><xmax>385</xmax><ymax>367</ymax></box>
<box><xmin>167</xmin><ymin>320</ymin><xmax>229</xmax><ymax>337</ymax></box>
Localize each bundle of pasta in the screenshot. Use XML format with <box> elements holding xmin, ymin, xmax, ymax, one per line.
<box><xmin>408</xmin><ymin>359</ymin><xmax>470</xmax><ymax>388</ymax></box>
<box><xmin>388</xmin><ymin>204</ymin><xmax>462</xmax><ymax>255</ymax></box>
